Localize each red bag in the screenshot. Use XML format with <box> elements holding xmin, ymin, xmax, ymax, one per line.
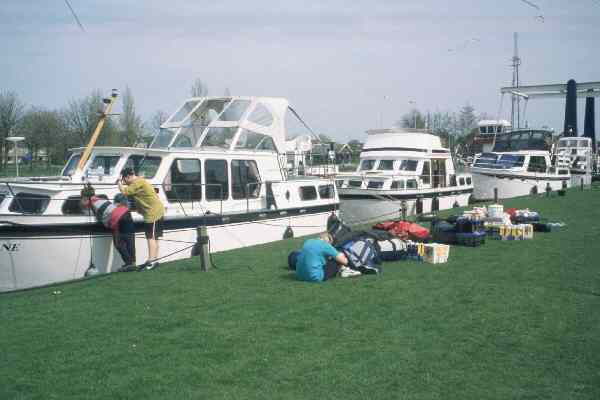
<box><xmin>373</xmin><ymin>220</ymin><xmax>430</xmax><ymax>241</ymax></box>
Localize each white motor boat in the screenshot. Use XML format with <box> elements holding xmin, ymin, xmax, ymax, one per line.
<box><xmin>0</xmin><ymin>96</ymin><xmax>339</xmax><ymax>292</ymax></box>
<box><xmin>471</xmin><ymin>129</ymin><xmax>571</xmax><ymax>200</ymax></box>
<box><xmin>335</xmin><ymin>128</ymin><xmax>473</xmax><ymax>224</ymax></box>
<box><xmin>556</xmin><ymin>136</ymin><xmax>594</xmax><ymax>186</ymax></box>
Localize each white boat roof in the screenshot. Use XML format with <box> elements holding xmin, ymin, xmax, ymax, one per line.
<box><xmin>363</xmin><ymin>128</ymin><xmax>448</xmax><ymax>153</ymax></box>
<box><xmin>157</xmin><ymin>96</ymin><xmax>290</xmax><ymax>153</ymax></box>
<box><xmin>478</xmin><ymin>119</ymin><xmax>511</xmax><ymax>127</ymax></box>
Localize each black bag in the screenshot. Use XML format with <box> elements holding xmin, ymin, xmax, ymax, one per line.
<box><xmin>431</xmin><ymin>220</ymin><xmax>458</xmax><ymax>244</ymax></box>
<box><xmin>341</xmin><ymin>238</ymin><xmax>382</xmax><ymax>275</ymax></box>
<box><xmin>327</xmin><ymin>215</ymin><xmax>353</xmax><ymax>246</ymax></box>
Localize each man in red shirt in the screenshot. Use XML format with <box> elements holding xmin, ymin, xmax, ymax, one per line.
<box><xmin>80</xmin><ymin>184</ymin><xmax>137</xmax><ymax>271</ymax></box>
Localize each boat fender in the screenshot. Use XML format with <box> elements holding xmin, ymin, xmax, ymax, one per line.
<box><xmin>283</xmin><ymin>226</ymin><xmax>294</xmax><ymax>239</ymax></box>
<box><xmin>85</xmin><ymin>264</ymin><xmax>99</xmax><ymax>277</ymax></box>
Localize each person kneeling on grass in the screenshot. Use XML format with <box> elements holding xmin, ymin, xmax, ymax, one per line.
<box><xmin>293</xmin><ymin>232</ymin><xmax>361</xmax><ymax>282</ymax></box>
<box><xmin>80</xmin><ymin>184</ymin><xmax>137</xmax><ymax>272</ymax></box>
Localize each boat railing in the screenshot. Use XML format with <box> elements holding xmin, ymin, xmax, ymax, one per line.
<box><xmin>335</xmin><ymin>172</ymin><xmax>471</xmax><ymax>191</ymax></box>
<box><xmin>0</xmin><ymin>180</ymin><xmax>291</xmax><ymax>217</ymax></box>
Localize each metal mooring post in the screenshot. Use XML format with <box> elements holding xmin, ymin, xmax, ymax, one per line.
<box><xmin>581</xmin><ymin>178</ymin><xmax>584</xmax><ymax>191</ymax></box>
<box><xmin>400</xmin><ymin>200</ymin><xmax>407</xmax><ymax>220</ymax></box>
<box><xmin>196</xmin><ymin>226</ymin><xmax>212</xmax><ymax>271</ymax></box>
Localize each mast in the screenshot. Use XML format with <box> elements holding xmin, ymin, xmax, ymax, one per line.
<box><xmin>511</xmin><ymin>32</ymin><xmax>521</xmax><ymax>130</ymax></box>
<box><xmin>76</xmin><ymin>89</ymin><xmax>119</xmax><ymax>173</ymax></box>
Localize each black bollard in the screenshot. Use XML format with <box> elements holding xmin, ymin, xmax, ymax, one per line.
<box><xmin>545</xmin><ymin>182</ymin><xmax>552</xmax><ymax>197</ymax></box>
<box><xmin>581</xmin><ymin>177</ymin><xmax>584</xmax><ymax>191</ymax></box>
<box><xmin>400</xmin><ymin>200</ymin><xmax>407</xmax><ymax>220</ymax></box>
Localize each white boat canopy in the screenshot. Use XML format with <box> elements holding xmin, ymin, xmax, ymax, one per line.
<box><xmin>152</xmin><ymin>96</ymin><xmax>289</xmax><ymax>154</ymax></box>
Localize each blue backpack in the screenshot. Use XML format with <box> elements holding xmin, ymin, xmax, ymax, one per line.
<box><xmin>341</xmin><ymin>238</ymin><xmax>382</xmax><ymax>275</ymax></box>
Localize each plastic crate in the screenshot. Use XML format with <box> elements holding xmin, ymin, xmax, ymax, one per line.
<box><xmin>423</xmin><ymin>243</ymin><xmax>450</xmax><ymax>264</ymax></box>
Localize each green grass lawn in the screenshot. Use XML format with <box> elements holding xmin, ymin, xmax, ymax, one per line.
<box><xmin>1</xmin><ymin>187</ymin><xmax>599</xmax><ymax>399</ymax></box>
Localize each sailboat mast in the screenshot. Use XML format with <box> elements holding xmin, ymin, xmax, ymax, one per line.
<box><xmin>511</xmin><ymin>32</ymin><xmax>521</xmax><ymax>129</ymax></box>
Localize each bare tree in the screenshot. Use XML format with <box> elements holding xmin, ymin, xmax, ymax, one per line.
<box><xmin>119</xmin><ymin>86</ymin><xmax>144</xmax><ymax>146</ymax></box>
<box><xmin>190</xmin><ymin>79</ymin><xmax>209</xmax><ymax>97</ymax></box>
<box><xmin>0</xmin><ymin>91</ymin><xmax>25</xmax><ymax>168</ymax></box>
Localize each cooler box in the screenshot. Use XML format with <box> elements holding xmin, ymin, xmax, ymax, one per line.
<box><xmin>423</xmin><ymin>243</ymin><xmax>450</xmax><ymax>264</ymax></box>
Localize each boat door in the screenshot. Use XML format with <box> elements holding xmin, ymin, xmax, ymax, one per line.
<box><xmin>432</xmin><ymin>159</ymin><xmax>447</xmax><ymax>188</ymax></box>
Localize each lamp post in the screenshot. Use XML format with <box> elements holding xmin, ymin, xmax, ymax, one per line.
<box><xmin>6</xmin><ymin>136</ymin><xmax>25</xmax><ymax>177</ymax></box>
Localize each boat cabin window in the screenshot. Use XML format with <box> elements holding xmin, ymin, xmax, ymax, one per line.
<box><xmin>87</xmin><ymin>155</ymin><xmax>120</xmax><ymax>178</ymax></box>
<box><xmin>498</xmin><ymin>154</ymin><xmax>525</xmax><ymax>168</ymax></box>
<box><xmin>9</xmin><ymin>193</ymin><xmax>50</xmax><ymax>214</ymax></box>
<box><xmin>319</xmin><ymin>184</ymin><xmax>335</xmax><ymax>199</ymax></box>
<box><xmin>459</xmin><ymin>177</ymin><xmax>465</xmax><ymax>185</ymax></box>
<box><xmin>474</xmin><ymin>153</ymin><xmax>498</xmax><ymax>168</ymax></box>
<box><xmin>62</xmin><ymin>194</ymin><xmax>108</xmax><ymax>215</ymax></box>
<box><xmin>367</xmin><ymin>181</ymin><xmax>383</xmax><ymax>189</ymax></box>
<box><xmin>234</xmin><ymin>129</ymin><xmax>277</xmax><ymax>152</ymax></box>
<box><xmin>219</xmin><ymin>100</ymin><xmax>251</xmax><ymax>122</ymax></box>
<box><xmin>248</xmin><ymin>103</ymin><xmax>274</xmax><ymax>127</ymax></box>
<box><xmin>421</xmin><ymin>161</ymin><xmax>431</xmax><ymax>185</ymax></box>
<box><xmin>466</xmin><ymin>177</ymin><xmax>472</xmax><ymax>185</ymax></box>
<box><xmin>232</xmin><ymin>160</ymin><xmax>261</xmax><ymax>199</ymax></box>
<box><xmin>335</xmin><ymin>180</ymin><xmax>344</xmax><ymax>189</ymax></box>
<box><xmin>348</xmin><ymin>180</ymin><xmax>362</xmax><ymax>188</ymax></box>
<box><xmin>167</xmin><ymin>100</ymin><xmax>202</xmax><ymax>124</ymax></box>
<box><xmin>0</xmin><ymin>193</ymin><xmax>5</xmax><ymax>205</ymax></box>
<box><xmin>299</xmin><ymin>186</ymin><xmax>318</xmax><ymax>201</ymax></box>
<box><xmin>201</xmin><ymin>127</ymin><xmax>238</xmax><ymax>149</ymax></box>
<box><xmin>406</xmin><ymin>179</ymin><xmax>418</xmax><ymax>189</ymax></box>
<box><xmin>123</xmin><ymin>155</ymin><xmax>162</xmax><ymax>179</ymax></box>
<box><xmin>391</xmin><ymin>180</ymin><xmax>404</xmax><ymax>190</ymax></box>
<box><xmin>151</xmin><ymin>127</ymin><xmax>177</xmax><ymax>148</ymax></box>
<box><xmin>377</xmin><ymin>160</ymin><xmax>394</xmax><ymax>170</ymax></box>
<box><xmin>164</xmin><ymin>159</ymin><xmax>202</xmax><ymax>203</ymax></box>
<box><xmin>359</xmin><ymin>159</ymin><xmax>376</xmax><ymax>171</ymax></box>
<box><xmin>449</xmin><ymin>175</ymin><xmax>457</xmax><ymax>186</ymax></box>
<box><xmin>398</xmin><ymin>160</ymin><xmax>418</xmax><ymax>171</ymax></box>
<box><xmin>189</xmin><ymin>99</ymin><xmax>229</xmax><ymax>126</ymax></box>
<box><xmin>527</xmin><ymin>156</ymin><xmax>547</xmax><ymax>173</ymax></box>
<box><xmin>205</xmin><ymin>159</ymin><xmax>229</xmax><ymax>200</ymax></box>
<box><xmin>172</xmin><ymin>126</ymin><xmax>205</xmax><ymax>148</ymax></box>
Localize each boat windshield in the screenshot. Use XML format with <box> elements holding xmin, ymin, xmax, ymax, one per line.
<box><xmin>398</xmin><ymin>160</ymin><xmax>418</xmax><ymax>171</ymax></box>
<box><xmin>474</xmin><ymin>153</ymin><xmax>525</xmax><ymax>169</ymax></box>
<box><xmin>359</xmin><ymin>160</ymin><xmax>376</xmax><ymax>171</ymax></box>
<box><xmin>492</xmin><ymin>130</ymin><xmax>551</xmax><ymax>152</ymax></box>
<box><xmin>62</xmin><ymin>154</ymin><xmax>81</xmax><ymax>176</ymax></box>
<box><xmin>150</xmin><ymin>127</ymin><xmax>177</xmax><ymax>148</ymax></box>
<box><xmin>377</xmin><ymin>160</ymin><xmax>395</xmax><ymax>170</ymax></box>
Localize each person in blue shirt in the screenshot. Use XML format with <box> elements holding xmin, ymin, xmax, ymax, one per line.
<box><xmin>295</xmin><ymin>232</ymin><xmax>360</xmax><ymax>282</ymax></box>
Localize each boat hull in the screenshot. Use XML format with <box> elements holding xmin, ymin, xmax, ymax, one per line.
<box><xmin>338</xmin><ymin>188</ymin><xmax>472</xmax><ymax>224</ymax></box>
<box><xmin>471</xmin><ymin>170</ymin><xmax>570</xmax><ymax>200</ymax></box>
<box><xmin>0</xmin><ymin>208</ymin><xmax>334</xmax><ymax>292</ymax></box>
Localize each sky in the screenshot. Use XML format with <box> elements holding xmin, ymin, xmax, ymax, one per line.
<box><xmin>1</xmin><ymin>0</ymin><xmax>599</xmax><ymax>142</ymax></box>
